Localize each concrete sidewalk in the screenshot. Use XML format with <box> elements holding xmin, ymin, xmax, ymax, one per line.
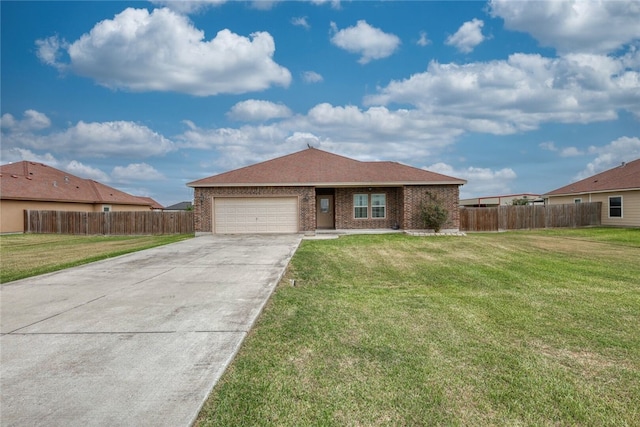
<box><xmin>1</xmin><ymin>234</ymin><xmax>302</xmax><ymax>427</ymax></box>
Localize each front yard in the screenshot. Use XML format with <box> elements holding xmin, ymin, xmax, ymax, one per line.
<box><xmin>197</xmin><ymin>228</ymin><xmax>640</xmax><ymax>426</ymax></box>
<box><xmin>0</xmin><ymin>233</ymin><xmax>193</xmax><ymax>283</ymax></box>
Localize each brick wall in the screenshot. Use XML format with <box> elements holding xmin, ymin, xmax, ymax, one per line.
<box><xmin>193</xmin><ymin>186</ymin><xmax>315</xmax><ymax>233</ymax></box>
<box><xmin>334</xmin><ymin>187</ymin><xmax>403</xmax><ymax>229</ymax></box>
<box><xmin>193</xmin><ymin>184</ymin><xmax>461</xmax><ymax>233</ymax></box>
<box><xmin>402</xmin><ymin>185</ymin><xmax>461</xmax><ymax>230</ymax></box>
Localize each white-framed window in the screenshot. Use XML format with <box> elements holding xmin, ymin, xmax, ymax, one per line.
<box><xmin>102</xmin><ymin>205</ymin><xmax>111</xmax><ymax>212</ymax></box>
<box><xmin>371</xmin><ymin>194</ymin><xmax>386</xmax><ymax>218</ymax></box>
<box><xmin>574</xmin><ymin>198</ymin><xmax>582</xmax><ymax>203</ymax></box>
<box><xmin>354</xmin><ymin>194</ymin><xmax>368</xmax><ymax>219</ymax></box>
<box><xmin>609</xmin><ymin>196</ymin><xmax>622</xmax><ymax>218</ymax></box>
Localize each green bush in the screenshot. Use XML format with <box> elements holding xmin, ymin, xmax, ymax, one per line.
<box><xmin>418</xmin><ymin>193</ymin><xmax>449</xmax><ymax>232</ymax></box>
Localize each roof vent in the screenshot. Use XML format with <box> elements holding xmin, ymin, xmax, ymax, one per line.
<box><xmin>53</xmin><ymin>181</ymin><xmax>57</xmax><ymax>187</ymax></box>
<box><xmin>621</xmin><ymin>161</ymin><xmax>626</xmax><ymax>167</ymax></box>
<box><xmin>11</xmin><ymin>174</ymin><xmax>18</xmax><ymax>178</ymax></box>
<box><xmin>64</xmin><ymin>176</ymin><xmax>70</xmax><ymax>183</ymax></box>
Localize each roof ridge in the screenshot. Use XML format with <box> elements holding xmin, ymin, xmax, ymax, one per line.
<box><xmin>88</xmin><ymin>179</ymin><xmax>104</xmax><ymax>202</ymax></box>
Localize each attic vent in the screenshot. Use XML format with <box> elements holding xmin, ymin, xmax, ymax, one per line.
<box><xmin>53</xmin><ymin>181</ymin><xmax>57</xmax><ymax>187</ymax></box>
<box><xmin>11</xmin><ymin>174</ymin><xmax>18</xmax><ymax>178</ymax></box>
<box><xmin>26</xmin><ymin>177</ymin><xmax>32</xmax><ymax>180</ymax></box>
<box><xmin>64</xmin><ymin>176</ymin><xmax>69</xmax><ymax>183</ymax></box>
<box><xmin>621</xmin><ymin>161</ymin><xmax>626</xmax><ymax>167</ymax></box>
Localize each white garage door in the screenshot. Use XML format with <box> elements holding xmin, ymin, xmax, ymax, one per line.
<box><xmin>213</xmin><ymin>197</ymin><xmax>298</xmax><ymax>234</ymax></box>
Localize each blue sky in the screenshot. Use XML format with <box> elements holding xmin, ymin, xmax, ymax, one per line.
<box><xmin>2</xmin><ymin>0</ymin><xmax>639</xmax><ymax>206</ymax></box>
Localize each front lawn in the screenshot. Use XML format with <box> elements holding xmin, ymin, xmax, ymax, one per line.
<box><xmin>0</xmin><ymin>233</ymin><xmax>193</xmax><ymax>283</ymax></box>
<box><xmin>197</xmin><ymin>228</ymin><xmax>640</xmax><ymax>426</ymax></box>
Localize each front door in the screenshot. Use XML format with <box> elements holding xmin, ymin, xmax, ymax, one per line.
<box><xmin>316</xmin><ymin>195</ymin><xmax>335</xmax><ymax>229</ymax></box>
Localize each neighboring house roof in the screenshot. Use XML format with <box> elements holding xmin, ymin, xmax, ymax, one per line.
<box><xmin>138</xmin><ymin>196</ymin><xmax>164</xmax><ymax>210</ymax></box>
<box><xmin>0</xmin><ymin>161</ymin><xmax>153</xmax><ymax>207</ymax></box>
<box><xmin>188</xmin><ymin>148</ymin><xmax>466</xmax><ymax>187</ymax></box>
<box><xmin>545</xmin><ymin>158</ymin><xmax>640</xmax><ymax>196</ymax></box>
<box><xmin>164</xmin><ymin>201</ymin><xmax>193</xmax><ymax>210</ymax></box>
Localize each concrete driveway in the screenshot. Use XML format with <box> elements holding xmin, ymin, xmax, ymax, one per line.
<box><xmin>1</xmin><ymin>234</ymin><xmax>302</xmax><ymax>427</ymax></box>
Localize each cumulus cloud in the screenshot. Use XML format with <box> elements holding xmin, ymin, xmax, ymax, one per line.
<box><xmin>445</xmin><ymin>19</ymin><xmax>485</xmax><ymax>53</ymax></box>
<box><xmin>1</xmin><ymin>110</ymin><xmax>51</xmax><ymax>132</ymax></box>
<box><xmin>111</xmin><ymin>163</ymin><xmax>164</xmax><ymax>182</ymax></box>
<box><xmin>427</xmin><ymin>162</ymin><xmax>518</xmax><ymax>198</ymax></box>
<box><xmin>489</xmin><ymin>0</ymin><xmax>640</xmax><ymax>55</ymax></box>
<box><xmin>292</xmin><ymin>16</ymin><xmax>310</xmax><ymax>29</ymax></box>
<box><xmin>227</xmin><ymin>100</ymin><xmax>292</xmax><ymax>121</ymax></box>
<box><xmin>35</xmin><ymin>7</ymin><xmax>291</xmax><ymax>96</ymax></box>
<box><xmin>66</xmin><ymin>160</ymin><xmax>111</xmax><ymax>182</ymax></box>
<box><xmin>365</xmin><ymin>53</ymin><xmax>639</xmax><ymax>133</ymax></box>
<box><xmin>0</xmin><ymin>147</ymin><xmax>60</xmax><ymax>166</ymax></box>
<box><xmin>539</xmin><ymin>141</ymin><xmax>558</xmax><ymax>152</ymax></box>
<box><xmin>560</xmin><ymin>146</ymin><xmax>584</xmax><ymax>157</ymax></box>
<box><xmin>2</xmin><ymin>114</ymin><xmax>175</xmax><ymax>159</ymax></box>
<box><xmin>302</xmin><ymin>71</ymin><xmax>324</xmax><ymax>83</ymax></box>
<box><xmin>149</xmin><ymin>0</ymin><xmax>227</xmax><ymax>14</ymax></box>
<box><xmin>417</xmin><ymin>31</ymin><xmax>431</xmax><ymax>47</ymax></box>
<box><xmin>330</xmin><ymin>20</ymin><xmax>401</xmax><ymax>64</ymax></box>
<box><xmin>574</xmin><ymin>136</ymin><xmax>640</xmax><ymax>179</ymax></box>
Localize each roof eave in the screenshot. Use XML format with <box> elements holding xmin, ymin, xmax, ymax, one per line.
<box><xmin>188</xmin><ymin>180</ymin><xmax>466</xmax><ymax>188</ymax></box>
<box><xmin>543</xmin><ymin>187</ymin><xmax>640</xmax><ymax>197</ymax></box>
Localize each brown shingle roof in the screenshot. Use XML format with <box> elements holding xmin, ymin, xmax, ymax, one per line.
<box><xmin>545</xmin><ymin>158</ymin><xmax>640</xmax><ymax>196</ymax></box>
<box><xmin>0</xmin><ymin>161</ymin><xmax>153</xmax><ymax>207</ymax></box>
<box><xmin>187</xmin><ymin>148</ymin><xmax>466</xmax><ymax>187</ymax></box>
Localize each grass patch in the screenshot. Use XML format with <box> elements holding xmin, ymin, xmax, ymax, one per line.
<box><xmin>0</xmin><ymin>233</ymin><xmax>193</xmax><ymax>283</ymax></box>
<box><xmin>197</xmin><ymin>228</ymin><xmax>640</xmax><ymax>426</ymax></box>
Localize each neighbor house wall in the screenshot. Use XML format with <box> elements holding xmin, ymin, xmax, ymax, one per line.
<box><xmin>334</xmin><ymin>187</ymin><xmax>403</xmax><ymax>229</ymax></box>
<box><xmin>402</xmin><ymin>185</ymin><xmax>461</xmax><ymax>230</ymax></box>
<box><xmin>193</xmin><ymin>186</ymin><xmax>315</xmax><ymax>233</ymax></box>
<box><xmin>547</xmin><ymin>190</ymin><xmax>640</xmax><ymax>227</ymax></box>
<box><xmin>0</xmin><ymin>200</ymin><xmax>151</xmax><ymax>233</ymax></box>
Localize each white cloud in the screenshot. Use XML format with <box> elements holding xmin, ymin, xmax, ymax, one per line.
<box><xmin>445</xmin><ymin>19</ymin><xmax>485</xmax><ymax>54</ymax></box>
<box><xmin>574</xmin><ymin>136</ymin><xmax>640</xmax><ymax>179</ymax></box>
<box><xmin>149</xmin><ymin>0</ymin><xmax>227</xmax><ymax>14</ymax></box>
<box><xmin>417</xmin><ymin>31</ymin><xmax>431</xmax><ymax>47</ymax></box>
<box><xmin>302</xmin><ymin>71</ymin><xmax>324</xmax><ymax>83</ymax></box>
<box><xmin>292</xmin><ymin>16</ymin><xmax>310</xmax><ymax>29</ymax></box>
<box><xmin>35</xmin><ymin>36</ymin><xmax>69</xmax><ymax>70</ymax></box>
<box><xmin>560</xmin><ymin>146</ymin><xmax>584</xmax><ymax>157</ymax></box>
<box><xmin>36</xmin><ymin>7</ymin><xmax>291</xmax><ymax>96</ymax></box>
<box><xmin>1</xmin><ymin>110</ymin><xmax>51</xmax><ymax>132</ymax></box>
<box><xmin>427</xmin><ymin>162</ymin><xmax>517</xmax><ymax>198</ymax></box>
<box><xmin>365</xmin><ymin>53</ymin><xmax>639</xmax><ymax>133</ymax></box>
<box><xmin>227</xmin><ymin>100</ymin><xmax>292</xmax><ymax>121</ymax></box>
<box><xmin>2</xmin><ymin>117</ymin><xmax>175</xmax><ymax>159</ymax></box>
<box><xmin>111</xmin><ymin>163</ymin><xmax>164</xmax><ymax>182</ymax></box>
<box><xmin>65</xmin><ymin>160</ymin><xmax>110</xmax><ymax>182</ymax></box>
<box><xmin>0</xmin><ymin>147</ymin><xmax>60</xmax><ymax>166</ymax></box>
<box><xmin>489</xmin><ymin>0</ymin><xmax>640</xmax><ymax>55</ymax></box>
<box><xmin>330</xmin><ymin>20</ymin><xmax>401</xmax><ymax>64</ymax></box>
<box><xmin>539</xmin><ymin>141</ymin><xmax>557</xmax><ymax>151</ymax></box>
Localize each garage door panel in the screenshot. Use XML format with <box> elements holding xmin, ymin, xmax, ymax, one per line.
<box><xmin>214</xmin><ymin>197</ymin><xmax>298</xmax><ymax>234</ymax></box>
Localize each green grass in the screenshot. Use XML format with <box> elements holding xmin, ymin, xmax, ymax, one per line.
<box><xmin>0</xmin><ymin>233</ymin><xmax>193</xmax><ymax>283</ymax></box>
<box><xmin>197</xmin><ymin>228</ymin><xmax>640</xmax><ymax>426</ymax></box>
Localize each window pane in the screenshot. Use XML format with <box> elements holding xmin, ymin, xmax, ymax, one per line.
<box><xmin>372</xmin><ymin>207</ymin><xmax>385</xmax><ymax>218</ymax></box>
<box><xmin>609</xmin><ymin>196</ymin><xmax>622</xmax><ymax>217</ymax></box>
<box><xmin>371</xmin><ymin>194</ymin><xmax>385</xmax><ymax>206</ymax></box>
<box><xmin>371</xmin><ymin>194</ymin><xmax>386</xmax><ymax>218</ymax></box>
<box><xmin>354</xmin><ymin>194</ymin><xmax>368</xmax><ymax>218</ymax></box>
<box><xmin>355</xmin><ymin>207</ymin><xmax>368</xmax><ymax>218</ymax></box>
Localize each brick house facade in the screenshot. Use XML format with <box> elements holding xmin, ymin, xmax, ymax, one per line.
<box><xmin>188</xmin><ymin>148</ymin><xmax>465</xmax><ymax>234</ymax></box>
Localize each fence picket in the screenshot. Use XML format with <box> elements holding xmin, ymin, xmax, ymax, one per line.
<box><xmin>460</xmin><ymin>202</ymin><xmax>601</xmax><ymax>232</ymax></box>
<box><xmin>23</xmin><ymin>210</ymin><xmax>194</xmax><ymax>235</ymax></box>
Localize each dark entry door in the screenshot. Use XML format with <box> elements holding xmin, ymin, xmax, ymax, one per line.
<box><xmin>316</xmin><ymin>195</ymin><xmax>335</xmax><ymax>229</ymax></box>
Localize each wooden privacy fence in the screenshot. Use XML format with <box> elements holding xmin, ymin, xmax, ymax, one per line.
<box><xmin>24</xmin><ymin>210</ymin><xmax>194</xmax><ymax>235</ymax></box>
<box><xmin>460</xmin><ymin>202</ymin><xmax>601</xmax><ymax>232</ymax></box>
